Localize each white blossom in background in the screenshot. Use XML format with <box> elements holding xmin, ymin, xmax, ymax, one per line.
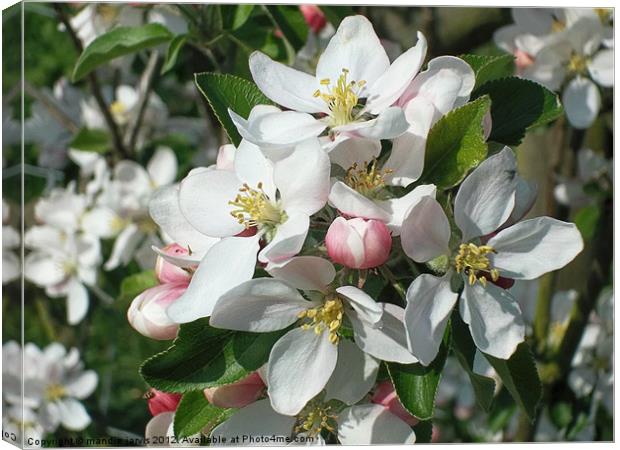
<box><xmin>554</xmin><ymin>148</ymin><xmax>612</xmax><ymax>207</ymax></box>
<box><xmin>2</xmin><ymin>199</ymin><xmax>20</xmax><ymax>284</ymax></box>
<box><xmin>2</xmin><ymin>342</ymin><xmax>97</xmax><ymax>436</ymax></box>
<box><xmin>495</xmin><ymin>8</ymin><xmax>613</xmax><ymax>129</ymax></box>
<box><xmin>401</xmin><ymin>147</ymin><xmax>583</xmax><ymax>364</ymax></box>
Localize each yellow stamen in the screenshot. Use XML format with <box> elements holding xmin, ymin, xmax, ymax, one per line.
<box><xmin>228</xmin><ymin>182</ymin><xmax>286</xmax><ymax>229</ymax></box>
<box><xmin>298</xmin><ymin>296</ymin><xmax>344</xmax><ymax>345</ymax></box>
<box><xmin>294</xmin><ymin>402</ymin><xmax>337</xmax><ymax>437</ymax></box>
<box><xmin>567</xmin><ymin>53</ymin><xmax>589</xmax><ymax>75</ymax></box>
<box><xmin>454</xmin><ymin>243</ymin><xmax>500</xmax><ymax>287</ymax></box>
<box><xmin>45</xmin><ymin>383</ymin><xmax>66</xmax><ymax>402</ymax></box>
<box><xmin>551</xmin><ymin>19</ymin><xmax>566</xmax><ymax>33</ymax></box>
<box><xmin>344</xmin><ymin>160</ymin><xmax>392</xmax><ymax>199</ymax></box>
<box><xmin>595</xmin><ymin>8</ymin><xmax>611</xmax><ymax>23</ymax></box>
<box><xmin>314</xmin><ymin>68</ymin><xmax>366</xmax><ymax>127</ymax></box>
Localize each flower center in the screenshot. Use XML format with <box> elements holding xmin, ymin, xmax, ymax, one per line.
<box><xmin>229</xmin><ymin>182</ymin><xmax>286</xmax><ymax>230</ymax></box>
<box><xmin>45</xmin><ymin>383</ymin><xmax>66</xmax><ymax>402</ymax></box>
<box><xmin>454</xmin><ymin>243</ymin><xmax>499</xmax><ymax>287</ymax></box>
<box><xmin>294</xmin><ymin>401</ymin><xmax>337</xmax><ymax>437</ymax></box>
<box><xmin>110</xmin><ymin>101</ymin><xmax>129</xmax><ymax>125</ymax></box>
<box><xmin>298</xmin><ymin>296</ymin><xmax>344</xmax><ymax>344</ymax></box>
<box><xmin>568</xmin><ymin>53</ymin><xmax>589</xmax><ymax>75</ymax></box>
<box><xmin>313</xmin><ymin>68</ymin><xmax>366</xmax><ymax>127</ymax></box>
<box><xmin>344</xmin><ymin>160</ymin><xmax>392</xmax><ymax>199</ymax></box>
<box><xmin>595</xmin><ymin>8</ymin><xmax>612</xmax><ymax>23</ymax></box>
<box><xmin>551</xmin><ymin>19</ymin><xmax>566</xmax><ymax>33</ymax></box>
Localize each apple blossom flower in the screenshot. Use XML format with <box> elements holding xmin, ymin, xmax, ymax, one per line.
<box><xmin>236</xmin><ymin>15</ymin><xmax>432</xmax><ymax>147</ymax></box>
<box><xmin>209</xmin><ymin>256</ymin><xmax>416</xmax><ymax>415</ymax></box>
<box><xmin>146</xmin><ymin>389</ymin><xmax>182</xmax><ymax>416</ymax></box>
<box><xmin>128</xmin><ymin>282</ymin><xmax>186</xmax><ymax>340</ymax></box>
<box><xmin>325</xmin><ymin>217</ymin><xmax>392</xmax><ymax>269</ymax></box>
<box><xmin>165</xmin><ymin>139</ymin><xmax>330</xmax><ymax>324</ymax></box>
<box><xmin>204</xmin><ymin>372</ymin><xmax>265</xmax><ymax>409</ymax></box>
<box><xmin>401</xmin><ymin>147</ymin><xmax>584</xmax><ymax>364</ymax></box>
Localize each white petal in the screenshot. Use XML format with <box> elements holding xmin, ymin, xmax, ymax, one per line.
<box><xmin>329</xmin><ymin>182</ymin><xmax>391</xmax><ymax>221</ymax></box>
<box><xmin>210</xmin><ymin>278</ymin><xmax>309</xmax><ymax>332</ymax></box>
<box><xmin>349</xmin><ymin>303</ymin><xmax>418</xmax><ymax>364</ymax></box>
<box><xmin>336</xmin><ymin>286</ymin><xmax>382</xmax><ymax>324</ymax></box>
<box><xmin>455</xmin><ymin>147</ymin><xmax>518</xmax><ymax>241</ymax></box>
<box><xmin>24</xmin><ymin>225</ymin><xmax>64</xmax><ymax>253</ymax></box>
<box><xmin>366</xmin><ymin>32</ymin><xmax>427</xmax><ymax>114</ymax></box>
<box><xmin>400</xmin><ymin>196</ymin><xmax>450</xmax><ymax>262</ymax></box>
<box><xmin>249</xmin><ymin>51</ymin><xmax>326</xmax><ymax>113</ymax></box>
<box><xmin>379</xmin><ymin>183</ymin><xmax>437</xmax><ymax>235</ymax></box>
<box><xmin>382</xmin><ymin>131</ymin><xmax>427</xmax><ymax>187</ymax></box>
<box><xmin>404</xmin><ymin>274</ymin><xmax>457</xmax><ymax>365</ymax></box>
<box><xmin>268</xmin><ymin>328</ymin><xmax>338</xmax><ymax>415</ymax></box>
<box><xmin>316</xmin><ymin>15</ymin><xmax>389</xmax><ymax>89</ymax></box>
<box><xmin>24</xmin><ymin>252</ymin><xmax>65</xmax><ymax>286</ymax></box>
<box><xmin>588</xmin><ymin>49</ymin><xmax>613</xmax><ymax>87</ymax></box>
<box><xmin>149</xmin><ymin>185</ymin><xmax>218</xmax><ymax>254</ymax></box>
<box><xmin>81</xmin><ymin>207</ymin><xmax>119</xmax><ymax>239</ymax></box>
<box><xmin>145</xmin><ymin>412</ymin><xmax>174</xmax><ymax>443</ymax></box>
<box><xmin>57</xmin><ymin>398</ymin><xmax>91</xmax><ymax>431</ymax></box>
<box><xmin>234</xmin><ymin>139</ymin><xmax>276</xmax><ymax>199</ymax></box>
<box><xmin>338</xmin><ymin>404</ymin><xmax>415</xmax><ymax>445</ymax></box>
<box><xmin>167</xmin><ymin>236</ymin><xmax>259</xmax><ymax>323</ymax></box>
<box><xmin>325</xmin><ymin>340</ymin><xmax>379</xmax><ymax>405</ymax></box>
<box><xmin>258</xmin><ymin>212</ymin><xmax>309</xmax><ymax>264</ymax></box>
<box><xmin>266</xmin><ymin>256</ymin><xmax>335</xmax><ymax>292</ymax></box>
<box><xmin>151</xmin><ymin>245</ymin><xmax>204</xmax><ymax>268</ymax></box>
<box><xmin>327</xmin><ymin>136</ymin><xmax>381</xmax><ymax>170</ymax></box>
<box><xmin>275</xmin><ymin>139</ymin><xmax>330</xmax><ymax>216</ymax></box>
<box><xmin>562</xmin><ymin>76</ymin><xmax>601</xmax><ymax>129</ymax></box>
<box><xmin>460</xmin><ymin>283</ymin><xmax>525</xmax><ymax>359</ymax></box>
<box><xmin>103</xmin><ymin>224</ymin><xmax>143</xmax><ymax>270</ymax></box>
<box><xmin>398</xmin><ymin>56</ymin><xmax>475</xmax><ymax>112</ymax></box>
<box><xmin>335</xmin><ymin>107</ymin><xmax>408</xmax><ymax>140</ymax></box>
<box><xmin>65</xmin><ymin>371</ymin><xmax>98</xmax><ymax>399</ymax></box>
<box><xmin>147</xmin><ymin>146</ymin><xmax>178</xmax><ymax>187</ymax></box>
<box><xmin>230</xmin><ymin>108</ymin><xmax>326</xmax><ymax>148</ymax></box>
<box><xmin>67</xmin><ymin>279</ymin><xmax>89</xmax><ymax>325</ymax></box>
<box><xmin>178</xmin><ymin>168</ymin><xmax>244</xmax><ymax>238</ymax></box>
<box><xmin>488</xmin><ymin>217</ymin><xmax>584</xmax><ymax>280</ymax></box>
<box><xmin>211</xmin><ymin>399</ymin><xmax>295</xmax><ymax>444</ymax></box>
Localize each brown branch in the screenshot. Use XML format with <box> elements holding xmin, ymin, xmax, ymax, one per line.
<box><xmin>53</xmin><ymin>4</ymin><xmax>130</xmax><ymax>159</ymax></box>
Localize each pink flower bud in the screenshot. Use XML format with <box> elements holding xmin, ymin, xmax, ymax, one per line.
<box><xmin>299</xmin><ymin>5</ymin><xmax>327</xmax><ymax>33</ymax></box>
<box><xmin>127</xmin><ymin>283</ymin><xmax>186</xmax><ymax>340</ymax></box>
<box><xmin>371</xmin><ymin>381</ymin><xmax>418</xmax><ymax>426</ymax></box>
<box><xmin>146</xmin><ymin>389</ymin><xmax>182</xmax><ymax>416</ymax></box>
<box><xmin>155</xmin><ymin>244</ymin><xmax>192</xmax><ymax>284</ymax></box>
<box><xmin>203</xmin><ymin>372</ymin><xmax>265</xmax><ymax>409</ymax></box>
<box><xmin>514</xmin><ymin>49</ymin><xmax>534</xmax><ymax>73</ymax></box>
<box><xmin>325</xmin><ymin>217</ymin><xmax>392</xmax><ymax>269</ymax></box>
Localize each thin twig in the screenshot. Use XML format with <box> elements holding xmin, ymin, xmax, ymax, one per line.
<box><xmin>53</xmin><ymin>4</ymin><xmax>130</xmax><ymax>159</ymax></box>
<box><xmin>126</xmin><ymin>51</ymin><xmax>159</xmax><ymax>152</ymax></box>
<box><xmin>23</xmin><ymin>81</ymin><xmax>80</xmax><ymax>133</ymax></box>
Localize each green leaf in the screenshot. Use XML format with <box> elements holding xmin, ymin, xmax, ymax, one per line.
<box><xmin>69</xmin><ymin>128</ymin><xmax>111</xmax><ymax>154</ymax></box>
<box><xmin>72</xmin><ymin>23</ymin><xmax>173</xmax><ymax>81</ymax></box>
<box><xmin>140</xmin><ymin>319</ymin><xmax>284</xmax><ymax>393</ymax></box>
<box><xmin>118</xmin><ymin>270</ymin><xmax>158</xmax><ymax>302</ymax></box>
<box><xmin>473</xmin><ymin>77</ymin><xmax>563</xmax><ymax>146</ymax></box>
<box><xmin>264</xmin><ymin>5</ymin><xmax>309</xmax><ymax>52</ymax></box>
<box><xmin>573</xmin><ymin>204</ymin><xmax>600</xmax><ymax>241</ymax></box>
<box><xmin>419</xmin><ymin>96</ymin><xmax>490</xmax><ymax>190</ymax></box>
<box><xmin>160</xmin><ymin>34</ymin><xmax>187</xmax><ymax>75</ymax></box>
<box><xmin>386</xmin><ymin>326</ymin><xmax>450</xmax><ymax>420</ymax></box>
<box><xmin>460</xmin><ymin>54</ymin><xmax>515</xmax><ymax>91</ymax></box>
<box><xmin>194</xmin><ymin>72</ymin><xmax>273</xmax><ymax>146</ymax></box>
<box><xmin>483</xmin><ymin>342</ymin><xmax>542</xmax><ymax>421</ymax></box>
<box><xmin>450</xmin><ymin>312</ymin><xmax>496</xmax><ymax>412</ymax></box>
<box><xmin>320</xmin><ymin>6</ymin><xmax>355</xmax><ymax>27</ymax></box>
<box><xmin>221</xmin><ymin>5</ymin><xmax>255</xmax><ymax>30</ymax></box>
<box><xmin>173</xmin><ymin>391</ymin><xmax>234</xmax><ymax>438</ymax></box>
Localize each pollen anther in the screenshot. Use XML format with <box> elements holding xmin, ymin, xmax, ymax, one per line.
<box><xmin>454</xmin><ymin>243</ymin><xmax>500</xmax><ymax>287</ymax></box>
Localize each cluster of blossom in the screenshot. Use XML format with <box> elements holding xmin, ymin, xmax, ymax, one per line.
<box><xmin>128</xmin><ymin>15</ymin><xmax>585</xmax><ymax>443</ymax></box>
<box><xmin>2</xmin><ymin>342</ymin><xmax>97</xmax><ymax>446</ymax></box>
<box><xmin>495</xmin><ymin>8</ymin><xmax>613</xmax><ymax>129</ymax></box>
<box><xmin>23</xmin><ymin>146</ymin><xmax>178</xmax><ymax>324</ymax></box>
